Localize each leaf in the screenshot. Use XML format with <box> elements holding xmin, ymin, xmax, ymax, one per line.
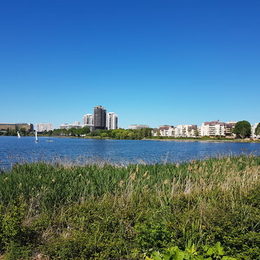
<box><xmin>150</xmin><ymin>251</ymin><xmax>163</xmax><ymax>260</ymax></box>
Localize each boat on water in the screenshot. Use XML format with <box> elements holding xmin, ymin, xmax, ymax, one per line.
<box><xmin>17</xmin><ymin>131</ymin><xmax>21</xmax><ymax>138</ymax></box>
<box><xmin>35</xmin><ymin>130</ymin><xmax>39</xmax><ymax>143</ymax></box>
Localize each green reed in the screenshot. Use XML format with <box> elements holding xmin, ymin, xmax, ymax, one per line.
<box><xmin>0</xmin><ymin>155</ymin><xmax>259</xmax><ymax>259</ymax></box>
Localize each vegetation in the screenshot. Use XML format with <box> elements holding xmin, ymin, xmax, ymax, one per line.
<box><xmin>45</xmin><ymin>127</ymin><xmax>153</xmax><ymax>139</ymax></box>
<box><xmin>48</xmin><ymin>126</ymin><xmax>91</xmax><ymax>137</ymax></box>
<box><xmin>146</xmin><ymin>242</ymin><xmax>236</xmax><ymax>260</ymax></box>
<box><xmin>0</xmin><ymin>156</ymin><xmax>259</xmax><ymax>259</ymax></box>
<box><xmin>233</xmin><ymin>121</ymin><xmax>251</xmax><ymax>139</ymax></box>
<box><xmin>255</xmin><ymin>123</ymin><xmax>260</xmax><ymax>136</ymax></box>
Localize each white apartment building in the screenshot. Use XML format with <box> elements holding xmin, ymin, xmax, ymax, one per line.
<box><xmin>200</xmin><ymin>121</ymin><xmax>225</xmax><ymax>136</ymax></box>
<box><xmin>152</xmin><ymin>125</ymin><xmax>198</xmax><ymax>138</ymax></box>
<box><xmin>106</xmin><ymin>112</ymin><xmax>118</xmax><ymax>130</ymax></box>
<box><xmin>36</xmin><ymin>123</ymin><xmax>53</xmax><ymax>132</ymax></box>
<box><xmin>154</xmin><ymin>125</ymin><xmax>175</xmax><ymax>137</ymax></box>
<box><xmin>252</xmin><ymin>123</ymin><xmax>260</xmax><ymax>139</ymax></box>
<box><xmin>175</xmin><ymin>125</ymin><xmax>198</xmax><ymax>137</ymax></box>
<box><xmin>83</xmin><ymin>114</ymin><xmax>93</xmax><ymax>126</ymax></box>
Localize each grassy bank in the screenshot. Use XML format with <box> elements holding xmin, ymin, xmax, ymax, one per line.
<box><xmin>0</xmin><ymin>156</ymin><xmax>259</xmax><ymax>259</ymax></box>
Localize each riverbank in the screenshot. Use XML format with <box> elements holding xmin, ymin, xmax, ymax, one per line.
<box><xmin>145</xmin><ymin>137</ymin><xmax>260</xmax><ymax>143</ymax></box>
<box><xmin>0</xmin><ymin>156</ymin><xmax>259</xmax><ymax>259</ymax></box>
<box><xmin>40</xmin><ymin>135</ymin><xmax>260</xmax><ymax>143</ymax></box>
<box><xmin>2</xmin><ymin>133</ymin><xmax>260</xmax><ymax>143</ymax></box>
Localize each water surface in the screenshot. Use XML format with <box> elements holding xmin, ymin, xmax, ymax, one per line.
<box><xmin>0</xmin><ymin>136</ymin><xmax>259</xmax><ymax>170</ymax></box>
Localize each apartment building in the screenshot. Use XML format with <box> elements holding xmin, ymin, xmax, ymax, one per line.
<box><xmin>156</xmin><ymin>125</ymin><xmax>175</xmax><ymax>137</ymax></box>
<box><xmin>225</xmin><ymin>122</ymin><xmax>236</xmax><ymax>137</ymax></box>
<box><xmin>83</xmin><ymin>114</ymin><xmax>93</xmax><ymax>126</ymax></box>
<box><xmin>0</xmin><ymin>123</ymin><xmax>33</xmax><ymax>132</ymax></box>
<box><xmin>200</xmin><ymin>121</ymin><xmax>225</xmax><ymax>137</ymax></box>
<box><xmin>175</xmin><ymin>125</ymin><xmax>198</xmax><ymax>137</ymax></box>
<box><xmin>36</xmin><ymin>123</ymin><xmax>53</xmax><ymax>132</ymax></box>
<box><xmin>94</xmin><ymin>106</ymin><xmax>107</xmax><ymax>130</ymax></box>
<box><xmin>106</xmin><ymin>112</ymin><xmax>118</xmax><ymax>130</ymax></box>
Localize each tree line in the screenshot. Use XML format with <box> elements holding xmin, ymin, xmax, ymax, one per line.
<box><xmin>44</xmin><ymin>127</ymin><xmax>153</xmax><ymax>140</ymax></box>
<box><xmin>1</xmin><ymin>121</ymin><xmax>259</xmax><ymax>139</ymax></box>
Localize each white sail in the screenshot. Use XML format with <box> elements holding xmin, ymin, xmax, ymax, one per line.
<box><xmin>35</xmin><ymin>130</ymin><xmax>38</xmax><ymax>142</ymax></box>
<box><xmin>17</xmin><ymin>131</ymin><xmax>21</xmax><ymax>138</ymax></box>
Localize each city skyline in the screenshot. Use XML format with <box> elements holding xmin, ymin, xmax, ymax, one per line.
<box><xmin>0</xmin><ymin>1</ymin><xmax>259</xmax><ymax>128</ymax></box>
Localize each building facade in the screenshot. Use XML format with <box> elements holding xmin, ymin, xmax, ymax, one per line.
<box><xmin>106</xmin><ymin>112</ymin><xmax>118</xmax><ymax>130</ymax></box>
<box><xmin>0</xmin><ymin>123</ymin><xmax>33</xmax><ymax>132</ymax></box>
<box><xmin>83</xmin><ymin>114</ymin><xmax>94</xmax><ymax>126</ymax></box>
<box><xmin>36</xmin><ymin>123</ymin><xmax>53</xmax><ymax>132</ymax></box>
<box><xmin>158</xmin><ymin>125</ymin><xmax>175</xmax><ymax>137</ymax></box>
<box><xmin>175</xmin><ymin>125</ymin><xmax>198</xmax><ymax>137</ymax></box>
<box><xmin>224</xmin><ymin>122</ymin><xmax>236</xmax><ymax>137</ymax></box>
<box><xmin>94</xmin><ymin>106</ymin><xmax>107</xmax><ymax>130</ymax></box>
<box><xmin>200</xmin><ymin>121</ymin><xmax>225</xmax><ymax>137</ymax></box>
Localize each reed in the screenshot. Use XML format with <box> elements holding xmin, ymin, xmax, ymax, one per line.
<box><xmin>0</xmin><ymin>155</ymin><xmax>259</xmax><ymax>259</ymax></box>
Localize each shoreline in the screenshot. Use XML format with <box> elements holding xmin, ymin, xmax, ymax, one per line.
<box><xmin>43</xmin><ymin>135</ymin><xmax>260</xmax><ymax>143</ymax></box>
<box><xmin>144</xmin><ymin>138</ymin><xmax>260</xmax><ymax>143</ymax></box>
<box><xmin>1</xmin><ymin>135</ymin><xmax>260</xmax><ymax>143</ymax></box>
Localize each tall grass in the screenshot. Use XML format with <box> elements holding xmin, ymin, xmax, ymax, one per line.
<box><xmin>0</xmin><ymin>155</ymin><xmax>259</xmax><ymax>259</ymax></box>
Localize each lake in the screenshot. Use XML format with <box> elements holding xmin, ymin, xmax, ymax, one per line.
<box><xmin>0</xmin><ymin>136</ymin><xmax>260</xmax><ymax>170</ymax></box>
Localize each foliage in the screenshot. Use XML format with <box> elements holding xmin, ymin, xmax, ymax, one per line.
<box><xmin>45</xmin><ymin>127</ymin><xmax>153</xmax><ymax>139</ymax></box>
<box><xmin>233</xmin><ymin>121</ymin><xmax>251</xmax><ymax>138</ymax></box>
<box><xmin>146</xmin><ymin>243</ymin><xmax>237</xmax><ymax>260</ymax></box>
<box><xmin>47</xmin><ymin>126</ymin><xmax>90</xmax><ymax>137</ymax></box>
<box><xmin>0</xmin><ymin>156</ymin><xmax>259</xmax><ymax>258</ymax></box>
<box><xmin>255</xmin><ymin>123</ymin><xmax>260</xmax><ymax>136</ymax></box>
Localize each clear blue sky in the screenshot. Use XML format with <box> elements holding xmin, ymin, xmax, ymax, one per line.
<box><xmin>0</xmin><ymin>0</ymin><xmax>259</xmax><ymax>128</ymax></box>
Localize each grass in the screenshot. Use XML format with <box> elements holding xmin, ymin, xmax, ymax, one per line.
<box><xmin>0</xmin><ymin>156</ymin><xmax>259</xmax><ymax>259</ymax></box>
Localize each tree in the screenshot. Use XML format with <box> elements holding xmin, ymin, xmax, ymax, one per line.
<box><xmin>255</xmin><ymin>123</ymin><xmax>260</xmax><ymax>136</ymax></box>
<box><xmin>233</xmin><ymin>121</ymin><xmax>251</xmax><ymax>139</ymax></box>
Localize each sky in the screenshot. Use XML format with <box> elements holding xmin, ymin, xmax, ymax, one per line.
<box><xmin>0</xmin><ymin>0</ymin><xmax>259</xmax><ymax>128</ymax></box>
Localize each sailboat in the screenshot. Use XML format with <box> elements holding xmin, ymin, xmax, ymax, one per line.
<box><xmin>35</xmin><ymin>130</ymin><xmax>39</xmax><ymax>143</ymax></box>
<box><xmin>17</xmin><ymin>131</ymin><xmax>21</xmax><ymax>138</ymax></box>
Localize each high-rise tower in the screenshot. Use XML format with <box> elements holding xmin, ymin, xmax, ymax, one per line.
<box><xmin>93</xmin><ymin>106</ymin><xmax>107</xmax><ymax>130</ymax></box>
<box><xmin>106</xmin><ymin>112</ymin><xmax>118</xmax><ymax>130</ymax></box>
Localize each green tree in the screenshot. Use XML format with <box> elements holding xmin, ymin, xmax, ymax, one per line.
<box><xmin>255</xmin><ymin>123</ymin><xmax>260</xmax><ymax>136</ymax></box>
<box><xmin>233</xmin><ymin>121</ymin><xmax>251</xmax><ymax>139</ymax></box>
<box><xmin>81</xmin><ymin>126</ymin><xmax>90</xmax><ymax>135</ymax></box>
